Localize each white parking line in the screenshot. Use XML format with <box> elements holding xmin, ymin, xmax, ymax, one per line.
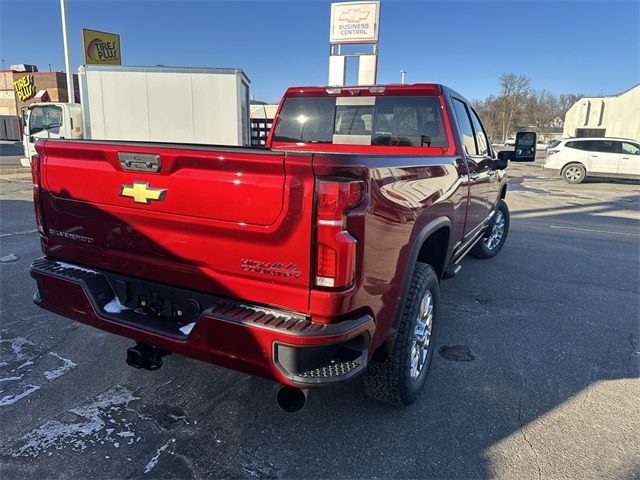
<box><xmin>548</xmin><ymin>225</ymin><xmax>639</xmax><ymax>236</ymax></box>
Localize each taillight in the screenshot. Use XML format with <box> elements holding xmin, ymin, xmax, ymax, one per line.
<box><xmin>31</xmin><ymin>154</ymin><xmax>44</xmax><ymax>234</ymax></box>
<box><xmin>30</xmin><ymin>154</ymin><xmax>40</xmax><ymax>185</ymax></box>
<box><xmin>547</xmin><ymin>149</ymin><xmax>560</xmax><ymax>156</ymax></box>
<box><xmin>314</xmin><ymin>179</ymin><xmax>363</xmax><ymax>289</ymax></box>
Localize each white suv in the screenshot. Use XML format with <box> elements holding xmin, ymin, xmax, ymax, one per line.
<box><xmin>544</xmin><ymin>137</ymin><xmax>640</xmax><ymax>183</ymax></box>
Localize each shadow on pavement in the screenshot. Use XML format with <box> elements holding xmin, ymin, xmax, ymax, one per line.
<box><xmin>0</xmin><ymin>193</ymin><xmax>638</xmax><ymax>479</ymax></box>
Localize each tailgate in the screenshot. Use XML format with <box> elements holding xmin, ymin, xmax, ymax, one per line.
<box><xmin>37</xmin><ymin>140</ymin><xmax>315</xmax><ymax>313</ymax></box>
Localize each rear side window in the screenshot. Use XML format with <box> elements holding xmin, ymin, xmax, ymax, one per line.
<box><xmin>272</xmin><ymin>95</ymin><xmax>448</xmax><ymax>148</ymax></box>
<box><xmin>451</xmin><ymin>98</ymin><xmax>477</xmax><ymax>155</ymax></box>
<box><xmin>565</xmin><ymin>141</ymin><xmax>591</xmax><ymax>151</ymax></box>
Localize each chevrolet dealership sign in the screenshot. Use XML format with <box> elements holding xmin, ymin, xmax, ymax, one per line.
<box><xmin>330</xmin><ymin>1</ymin><xmax>380</xmax><ymax>44</ymax></box>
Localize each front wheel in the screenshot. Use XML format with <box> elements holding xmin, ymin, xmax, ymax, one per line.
<box><xmin>470</xmin><ymin>199</ymin><xmax>510</xmax><ymax>259</ymax></box>
<box><xmin>362</xmin><ymin>262</ymin><xmax>439</xmax><ymax>406</ymax></box>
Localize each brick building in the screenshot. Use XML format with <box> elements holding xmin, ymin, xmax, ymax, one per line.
<box><xmin>0</xmin><ymin>70</ymin><xmax>79</xmax><ymax>116</ymax></box>
<box><xmin>0</xmin><ymin>69</ymin><xmax>78</xmax><ymax>140</ymax></box>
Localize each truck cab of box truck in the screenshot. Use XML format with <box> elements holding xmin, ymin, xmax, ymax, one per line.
<box><xmin>21</xmin><ymin>102</ymin><xmax>83</xmax><ymax>166</ymax></box>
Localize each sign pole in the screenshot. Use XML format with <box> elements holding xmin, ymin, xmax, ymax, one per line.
<box><xmin>60</xmin><ymin>0</ymin><xmax>75</xmax><ymax>103</ymax></box>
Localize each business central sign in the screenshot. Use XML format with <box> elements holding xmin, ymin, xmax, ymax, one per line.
<box><xmin>82</xmin><ymin>28</ymin><xmax>121</xmax><ymax>65</ymax></box>
<box><xmin>330</xmin><ymin>1</ymin><xmax>380</xmax><ymax>44</ymax></box>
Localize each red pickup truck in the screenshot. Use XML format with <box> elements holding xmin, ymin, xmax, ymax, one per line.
<box><xmin>29</xmin><ymin>84</ymin><xmax>509</xmax><ymax>411</ymax></box>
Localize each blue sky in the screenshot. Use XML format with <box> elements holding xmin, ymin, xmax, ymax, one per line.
<box><xmin>1</xmin><ymin>0</ymin><xmax>638</xmax><ymax>103</ymax></box>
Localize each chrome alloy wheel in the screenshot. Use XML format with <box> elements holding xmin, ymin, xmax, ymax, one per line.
<box><xmin>484</xmin><ymin>211</ymin><xmax>506</xmax><ymax>250</ymax></box>
<box><xmin>565</xmin><ymin>166</ymin><xmax>584</xmax><ymax>182</ymax></box>
<box><xmin>410</xmin><ymin>290</ymin><xmax>434</xmax><ymax>380</ymax></box>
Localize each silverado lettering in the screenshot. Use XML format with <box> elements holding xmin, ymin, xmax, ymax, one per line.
<box><xmin>30</xmin><ymin>83</ymin><xmax>510</xmax><ymax>409</ymax></box>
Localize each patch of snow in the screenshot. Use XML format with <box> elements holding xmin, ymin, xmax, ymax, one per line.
<box><xmin>144</xmin><ymin>438</ymin><xmax>175</xmax><ymax>474</ymax></box>
<box><xmin>0</xmin><ymin>253</ymin><xmax>19</xmax><ymax>263</ymax></box>
<box><xmin>179</xmin><ymin>323</ymin><xmax>195</xmax><ymax>335</ymax></box>
<box><xmin>0</xmin><ymin>384</ymin><xmax>41</xmax><ymax>407</ymax></box>
<box><xmin>117</xmin><ymin>431</ymin><xmax>135</xmax><ymax>438</ymax></box>
<box><xmin>55</xmin><ymin>261</ymin><xmax>97</xmax><ymax>274</ymax></box>
<box><xmin>17</xmin><ymin>361</ymin><xmax>34</xmax><ymax>370</ymax></box>
<box><xmin>2</xmin><ymin>337</ymin><xmax>35</xmax><ymax>363</ymax></box>
<box><xmin>104</xmin><ymin>297</ymin><xmax>129</xmax><ymax>314</ymax></box>
<box><xmin>4</xmin><ymin>385</ymin><xmax>139</xmax><ymax>457</ymax></box>
<box><xmin>0</xmin><ymin>375</ymin><xmax>23</xmax><ymax>383</ymax></box>
<box><xmin>43</xmin><ymin>353</ymin><xmax>77</xmax><ymax>381</ymax></box>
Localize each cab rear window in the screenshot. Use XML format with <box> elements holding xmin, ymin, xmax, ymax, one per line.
<box><xmin>272</xmin><ymin>96</ymin><xmax>448</xmax><ymax>148</ymax></box>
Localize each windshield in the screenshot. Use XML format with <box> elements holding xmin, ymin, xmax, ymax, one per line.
<box><xmin>29</xmin><ymin>105</ymin><xmax>63</xmax><ymax>134</ymax></box>
<box><xmin>273</xmin><ymin>95</ymin><xmax>448</xmax><ymax>148</ymax></box>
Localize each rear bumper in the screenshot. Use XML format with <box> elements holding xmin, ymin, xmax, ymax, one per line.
<box><xmin>30</xmin><ymin>257</ymin><xmax>374</xmax><ymax>387</ymax></box>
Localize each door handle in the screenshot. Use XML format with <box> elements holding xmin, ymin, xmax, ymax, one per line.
<box><xmin>621</xmin><ymin>156</ymin><xmax>630</xmax><ymax>160</ymax></box>
<box><xmin>590</xmin><ymin>154</ymin><xmax>598</xmax><ymax>157</ymax></box>
<box><xmin>469</xmin><ymin>172</ymin><xmax>480</xmax><ymax>181</ymax></box>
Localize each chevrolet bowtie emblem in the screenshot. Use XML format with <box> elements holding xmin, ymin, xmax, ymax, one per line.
<box><xmin>120</xmin><ymin>181</ymin><xmax>167</xmax><ymax>204</ymax></box>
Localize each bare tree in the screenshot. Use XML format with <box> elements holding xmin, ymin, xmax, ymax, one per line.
<box><xmin>472</xmin><ymin>75</ymin><xmax>583</xmax><ymax>143</ymax></box>
<box><xmin>498</xmin><ymin>73</ymin><xmax>532</xmax><ymax>142</ymax></box>
<box><xmin>557</xmin><ymin>93</ymin><xmax>584</xmax><ymax>118</ymax></box>
<box><xmin>525</xmin><ymin>89</ymin><xmax>559</xmax><ymax>126</ymax></box>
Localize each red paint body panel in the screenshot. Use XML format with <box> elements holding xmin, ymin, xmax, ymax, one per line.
<box><xmin>38</xmin><ymin>141</ymin><xmax>316</xmax><ymax>314</ymax></box>
<box><xmin>31</xmin><ymin>83</ymin><xmax>507</xmax><ymax>386</ymax></box>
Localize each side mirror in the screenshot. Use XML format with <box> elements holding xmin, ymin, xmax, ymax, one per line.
<box><xmin>513</xmin><ymin>131</ymin><xmax>537</xmax><ymax>162</ymax></box>
<box><xmin>494</xmin><ymin>151</ymin><xmax>511</xmax><ymax>169</ymax></box>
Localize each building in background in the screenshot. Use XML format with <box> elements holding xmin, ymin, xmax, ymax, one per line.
<box><xmin>250</xmin><ymin>101</ymin><xmax>278</xmax><ymax>146</ymax></box>
<box><xmin>0</xmin><ymin>67</ymin><xmax>79</xmax><ymax>140</ymax></box>
<box><xmin>563</xmin><ymin>84</ymin><xmax>640</xmax><ymax>141</ymax></box>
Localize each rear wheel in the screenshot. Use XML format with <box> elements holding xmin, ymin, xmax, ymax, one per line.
<box><xmin>562</xmin><ymin>163</ymin><xmax>586</xmax><ymax>184</ymax></box>
<box><xmin>362</xmin><ymin>262</ymin><xmax>439</xmax><ymax>406</ymax></box>
<box><xmin>470</xmin><ymin>199</ymin><xmax>510</xmax><ymax>259</ymax></box>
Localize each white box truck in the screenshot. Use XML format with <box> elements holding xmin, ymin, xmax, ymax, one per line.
<box><xmin>21</xmin><ymin>65</ymin><xmax>251</xmax><ymax>164</ymax></box>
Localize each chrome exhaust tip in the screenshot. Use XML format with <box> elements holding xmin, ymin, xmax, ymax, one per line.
<box><xmin>275</xmin><ymin>386</ymin><xmax>308</xmax><ymax>413</ymax></box>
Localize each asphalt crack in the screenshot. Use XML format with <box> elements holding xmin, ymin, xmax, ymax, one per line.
<box><xmin>0</xmin><ymin>229</ymin><xmax>38</xmax><ymax>238</ymax></box>
<box><xmin>518</xmin><ymin>373</ymin><xmax>542</xmax><ymax>480</ymax></box>
<box><xmin>628</xmin><ymin>333</ymin><xmax>640</xmax><ymax>364</ymax></box>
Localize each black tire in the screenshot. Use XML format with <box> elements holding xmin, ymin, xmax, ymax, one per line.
<box><xmin>562</xmin><ymin>163</ymin><xmax>587</xmax><ymax>184</ymax></box>
<box><xmin>362</xmin><ymin>262</ymin><xmax>439</xmax><ymax>406</ymax></box>
<box><xmin>470</xmin><ymin>199</ymin><xmax>510</xmax><ymax>259</ymax></box>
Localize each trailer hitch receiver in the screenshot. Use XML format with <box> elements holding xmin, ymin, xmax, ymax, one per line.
<box><xmin>126</xmin><ymin>342</ymin><xmax>171</xmax><ymax>371</ymax></box>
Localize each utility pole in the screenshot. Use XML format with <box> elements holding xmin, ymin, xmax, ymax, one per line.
<box><xmin>400</xmin><ymin>69</ymin><xmax>406</xmax><ymax>84</ymax></box>
<box><xmin>60</xmin><ymin>0</ymin><xmax>75</xmax><ymax>103</ymax></box>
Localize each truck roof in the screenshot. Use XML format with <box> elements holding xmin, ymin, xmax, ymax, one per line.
<box><xmin>283</xmin><ymin>83</ymin><xmax>445</xmax><ymax>97</ymax></box>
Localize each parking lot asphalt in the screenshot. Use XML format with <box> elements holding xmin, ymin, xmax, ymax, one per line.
<box><xmin>0</xmin><ymin>141</ymin><xmax>24</xmax><ymax>171</ymax></box>
<box><xmin>1</xmin><ymin>161</ymin><xmax>638</xmax><ymax>479</ymax></box>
